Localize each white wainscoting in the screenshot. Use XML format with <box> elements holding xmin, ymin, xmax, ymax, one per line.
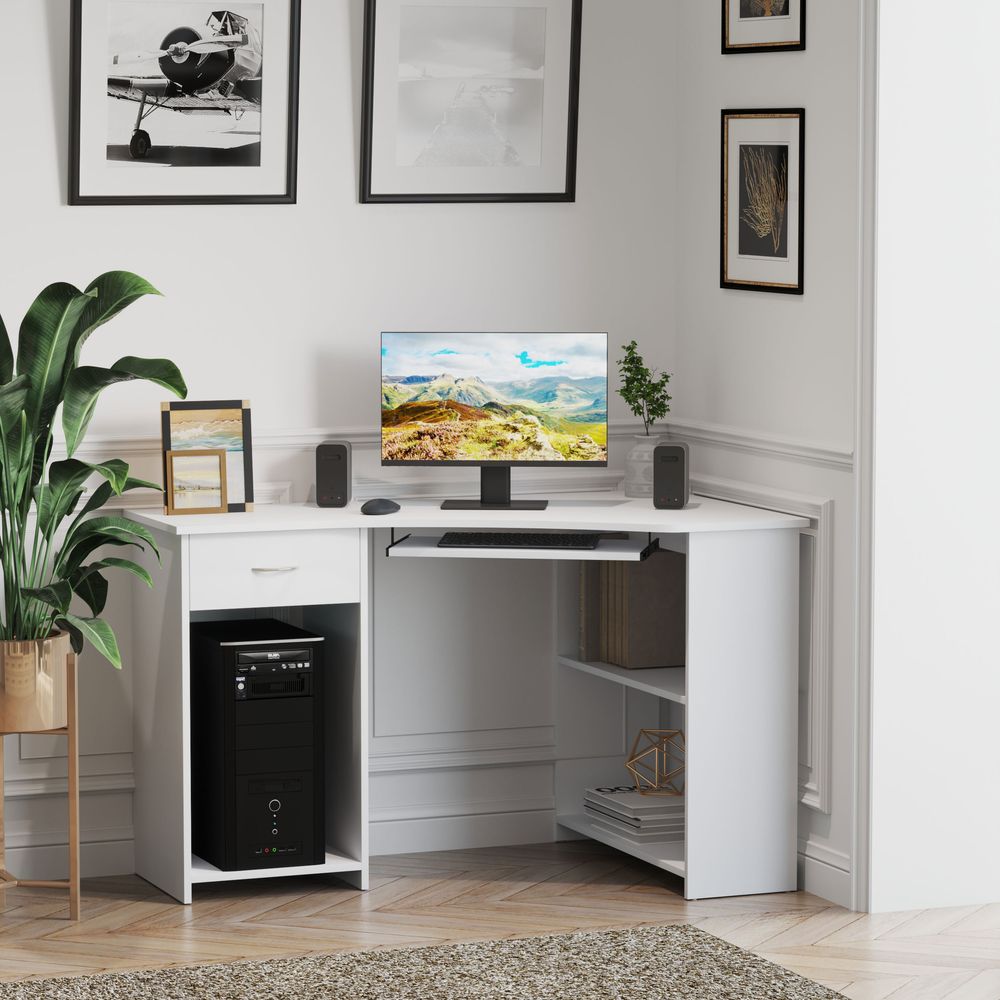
<box><xmin>7</xmin><ymin>422</ymin><xmax>853</xmax><ymax>901</ymax></box>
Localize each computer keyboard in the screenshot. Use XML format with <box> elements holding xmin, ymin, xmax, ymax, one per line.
<box><xmin>437</xmin><ymin>531</ymin><xmax>602</xmax><ymax>551</ymax></box>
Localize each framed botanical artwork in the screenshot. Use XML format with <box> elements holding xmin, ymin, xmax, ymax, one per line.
<box><xmin>165</xmin><ymin>450</ymin><xmax>228</xmax><ymax>515</ymax></box>
<box><xmin>721</xmin><ymin>109</ymin><xmax>805</xmax><ymax>295</ymax></box>
<box><xmin>161</xmin><ymin>400</ymin><xmax>254</xmax><ymax>512</ymax></box>
<box><xmin>722</xmin><ymin>0</ymin><xmax>805</xmax><ymax>54</ymax></box>
<box><xmin>360</xmin><ymin>0</ymin><xmax>583</xmax><ymax>204</ymax></box>
<box><xmin>69</xmin><ymin>0</ymin><xmax>301</xmax><ymax>205</ymax></box>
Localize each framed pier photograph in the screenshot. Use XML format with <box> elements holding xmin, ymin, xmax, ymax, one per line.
<box><xmin>360</xmin><ymin>0</ymin><xmax>583</xmax><ymax>203</ymax></box>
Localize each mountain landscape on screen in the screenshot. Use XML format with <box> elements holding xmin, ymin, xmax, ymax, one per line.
<box><xmin>381</xmin><ymin>334</ymin><xmax>608</xmax><ymax>463</ymax></box>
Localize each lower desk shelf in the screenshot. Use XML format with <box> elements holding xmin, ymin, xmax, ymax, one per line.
<box><xmin>556</xmin><ymin>814</ymin><xmax>687</xmax><ymax>879</ymax></box>
<box><xmin>191</xmin><ymin>851</ymin><xmax>362</xmax><ymax>885</ymax></box>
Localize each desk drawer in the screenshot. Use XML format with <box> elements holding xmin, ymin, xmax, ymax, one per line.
<box><xmin>189</xmin><ymin>530</ymin><xmax>360</xmax><ymax>611</ymax></box>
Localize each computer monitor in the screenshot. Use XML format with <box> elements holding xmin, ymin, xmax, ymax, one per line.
<box><xmin>381</xmin><ymin>332</ymin><xmax>608</xmax><ymax>510</ymax></box>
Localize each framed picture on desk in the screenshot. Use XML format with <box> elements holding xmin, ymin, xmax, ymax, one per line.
<box><xmin>164</xmin><ymin>450</ymin><xmax>228</xmax><ymax>515</ymax></box>
<box><xmin>161</xmin><ymin>400</ymin><xmax>255</xmax><ymax>512</ymax></box>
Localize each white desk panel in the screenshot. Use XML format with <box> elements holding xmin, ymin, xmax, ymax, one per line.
<box><xmin>128</xmin><ymin>493</ymin><xmax>808</xmax><ymax>537</ymax></box>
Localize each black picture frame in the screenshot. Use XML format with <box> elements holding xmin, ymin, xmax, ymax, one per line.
<box><xmin>360</xmin><ymin>0</ymin><xmax>583</xmax><ymax>204</ymax></box>
<box><xmin>69</xmin><ymin>0</ymin><xmax>301</xmax><ymax>206</ymax></box>
<box><xmin>721</xmin><ymin>0</ymin><xmax>806</xmax><ymax>54</ymax></box>
<box><xmin>720</xmin><ymin>108</ymin><xmax>805</xmax><ymax>295</ymax></box>
<box><xmin>161</xmin><ymin>400</ymin><xmax>255</xmax><ymax>513</ymax></box>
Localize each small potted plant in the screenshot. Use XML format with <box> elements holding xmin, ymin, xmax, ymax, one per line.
<box><xmin>616</xmin><ymin>340</ymin><xmax>672</xmax><ymax>498</ymax></box>
<box><xmin>0</xmin><ymin>272</ymin><xmax>186</xmax><ymax>732</ymax></box>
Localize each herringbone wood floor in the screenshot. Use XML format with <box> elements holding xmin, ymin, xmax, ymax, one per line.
<box><xmin>1</xmin><ymin>843</ymin><xmax>998</xmax><ymax>998</ymax></box>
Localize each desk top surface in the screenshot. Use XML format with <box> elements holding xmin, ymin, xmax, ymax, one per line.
<box><xmin>127</xmin><ymin>492</ymin><xmax>809</xmax><ymax>537</ymax></box>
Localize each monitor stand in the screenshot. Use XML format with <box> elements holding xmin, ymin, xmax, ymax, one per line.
<box><xmin>441</xmin><ymin>467</ymin><xmax>548</xmax><ymax>511</ymax></box>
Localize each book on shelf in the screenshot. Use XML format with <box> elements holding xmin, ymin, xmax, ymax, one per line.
<box><xmin>584</xmin><ymin>787</ymin><xmax>685</xmax><ymax>819</ymax></box>
<box><xmin>584</xmin><ymin>802</ymin><xmax>684</xmax><ymax>832</ymax></box>
<box><xmin>589</xmin><ymin>817</ymin><xmax>685</xmax><ymax>844</ymax></box>
<box><xmin>579</xmin><ymin>549</ymin><xmax>685</xmax><ymax>669</ymax></box>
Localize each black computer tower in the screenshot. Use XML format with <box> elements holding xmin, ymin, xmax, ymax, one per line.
<box><xmin>190</xmin><ymin>620</ymin><xmax>325</xmax><ymax>871</ymax></box>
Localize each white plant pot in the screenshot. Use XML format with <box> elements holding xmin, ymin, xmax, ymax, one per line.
<box><xmin>623</xmin><ymin>434</ymin><xmax>662</xmax><ymax>498</ymax></box>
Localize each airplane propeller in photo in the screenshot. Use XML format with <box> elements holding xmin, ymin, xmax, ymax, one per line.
<box><xmin>107</xmin><ymin>10</ymin><xmax>263</xmax><ymax>161</ymax></box>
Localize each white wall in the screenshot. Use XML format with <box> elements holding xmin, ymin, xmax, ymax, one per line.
<box><xmin>670</xmin><ymin>0</ymin><xmax>864</xmax><ymax>907</ymax></box>
<box><xmin>1</xmin><ymin>0</ymin><xmax>675</xmax><ymax>438</ymax></box>
<box><xmin>0</xmin><ymin>0</ymin><xmax>871</xmax><ymax>908</ymax></box>
<box><xmin>0</xmin><ymin>0</ymin><xmax>678</xmax><ymax>876</ymax></box>
<box><xmin>868</xmin><ymin>0</ymin><xmax>1000</xmax><ymax>912</ymax></box>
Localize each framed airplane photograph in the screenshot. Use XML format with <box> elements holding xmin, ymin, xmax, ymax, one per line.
<box><xmin>722</xmin><ymin>0</ymin><xmax>806</xmax><ymax>54</ymax></box>
<box><xmin>721</xmin><ymin>109</ymin><xmax>805</xmax><ymax>295</ymax></box>
<box><xmin>69</xmin><ymin>0</ymin><xmax>302</xmax><ymax>205</ymax></box>
<box><xmin>360</xmin><ymin>0</ymin><xmax>583</xmax><ymax>203</ymax></box>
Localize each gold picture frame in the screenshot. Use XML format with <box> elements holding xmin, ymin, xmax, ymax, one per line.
<box><xmin>164</xmin><ymin>449</ymin><xmax>228</xmax><ymax>516</ymax></box>
<box><xmin>721</xmin><ymin>109</ymin><xmax>805</xmax><ymax>295</ymax></box>
<box><xmin>722</xmin><ymin>0</ymin><xmax>805</xmax><ymax>54</ymax></box>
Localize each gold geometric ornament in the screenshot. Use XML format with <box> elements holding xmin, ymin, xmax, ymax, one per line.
<box><xmin>625</xmin><ymin>729</ymin><xmax>685</xmax><ymax>797</ymax></box>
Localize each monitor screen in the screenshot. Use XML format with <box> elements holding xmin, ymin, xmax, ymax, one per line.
<box><xmin>381</xmin><ymin>332</ymin><xmax>608</xmax><ymax>466</ymax></box>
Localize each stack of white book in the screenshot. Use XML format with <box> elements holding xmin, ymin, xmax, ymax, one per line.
<box><xmin>584</xmin><ymin>788</ymin><xmax>685</xmax><ymax>843</ymax></box>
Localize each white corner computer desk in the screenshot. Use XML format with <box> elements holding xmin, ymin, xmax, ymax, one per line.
<box><xmin>126</xmin><ymin>492</ymin><xmax>806</xmax><ymax>905</ymax></box>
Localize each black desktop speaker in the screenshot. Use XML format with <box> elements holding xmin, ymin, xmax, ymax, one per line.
<box><xmin>316</xmin><ymin>440</ymin><xmax>351</xmax><ymax>508</ymax></box>
<box><xmin>653</xmin><ymin>442</ymin><xmax>689</xmax><ymax>509</ymax></box>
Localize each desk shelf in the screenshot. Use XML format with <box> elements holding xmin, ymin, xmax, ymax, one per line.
<box><xmin>129</xmin><ymin>526</ymin><xmax>370</xmax><ymax>905</ymax></box>
<box><xmin>387</xmin><ymin>535</ymin><xmax>653</xmax><ymax>561</ymax></box>
<box><xmin>191</xmin><ymin>851</ymin><xmax>363</xmax><ymax>885</ymax></box>
<box><xmin>558</xmin><ymin>656</ymin><xmax>686</xmax><ymax>705</ymax></box>
<box><xmin>556</xmin><ymin>814</ymin><xmax>686</xmax><ymax>879</ymax></box>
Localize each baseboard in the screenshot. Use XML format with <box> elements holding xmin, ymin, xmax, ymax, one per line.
<box><xmin>4</xmin><ymin>839</ymin><xmax>134</xmax><ymax>880</ymax></box>
<box><xmin>798</xmin><ymin>851</ymin><xmax>853</xmax><ymax>909</ymax></box>
<box><xmin>371</xmin><ymin>809</ymin><xmax>555</xmax><ymax>857</ymax></box>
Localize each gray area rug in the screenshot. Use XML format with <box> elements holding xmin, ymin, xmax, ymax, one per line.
<box><xmin>0</xmin><ymin>924</ymin><xmax>840</xmax><ymax>999</ymax></box>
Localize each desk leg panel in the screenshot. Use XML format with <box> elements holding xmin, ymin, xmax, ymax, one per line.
<box><xmin>132</xmin><ymin>532</ymin><xmax>191</xmax><ymax>904</ymax></box>
<box><xmin>685</xmin><ymin>529</ymin><xmax>799</xmax><ymax>900</ymax></box>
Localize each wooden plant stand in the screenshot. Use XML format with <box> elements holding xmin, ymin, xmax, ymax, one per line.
<box><xmin>0</xmin><ymin>653</ymin><xmax>80</xmax><ymax>919</ymax></box>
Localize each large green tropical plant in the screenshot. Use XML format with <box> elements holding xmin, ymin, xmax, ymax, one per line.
<box><xmin>0</xmin><ymin>272</ymin><xmax>186</xmax><ymax>667</ymax></box>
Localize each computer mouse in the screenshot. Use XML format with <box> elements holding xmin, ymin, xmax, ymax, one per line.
<box><xmin>361</xmin><ymin>498</ymin><xmax>401</xmax><ymax>516</ymax></box>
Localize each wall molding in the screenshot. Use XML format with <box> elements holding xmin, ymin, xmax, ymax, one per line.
<box><xmin>370</xmin><ymin>809</ymin><xmax>556</xmax><ymax>858</ymax></box>
<box><xmin>370</xmin><ymin>745</ymin><xmax>558</xmax><ymax>774</ymax></box>
<box><xmin>798</xmin><ymin>837</ymin><xmax>851</xmax><ymax>874</ymax></box>
<box><xmin>670</xmin><ymin>419</ymin><xmax>854</xmax><ymax>472</ymax></box>
<box><xmin>67</xmin><ymin>418</ymin><xmax>854</xmax><ymax>475</ymax></box>
<box><xmin>797</xmin><ymin>836</ymin><xmax>853</xmax><ymax>909</ymax></box>
<box><xmin>3</xmin><ymin>771</ymin><xmax>134</xmax><ymax>800</ymax></box>
<box><xmin>850</xmin><ymin>0</ymin><xmax>880</xmax><ymax>914</ymax></box>
<box><xmin>371</xmin><ymin>794</ymin><xmax>554</xmax><ymax>824</ymax></box>
<box><xmin>370</xmin><ymin>727</ymin><xmax>557</xmax><ymax>773</ymax></box>
<box><xmin>798</xmin><ymin>849</ymin><xmax>853</xmax><ymax>910</ymax></box>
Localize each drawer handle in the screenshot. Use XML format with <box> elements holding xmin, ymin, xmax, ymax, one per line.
<box><xmin>250</xmin><ymin>566</ymin><xmax>299</xmax><ymax>574</ymax></box>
